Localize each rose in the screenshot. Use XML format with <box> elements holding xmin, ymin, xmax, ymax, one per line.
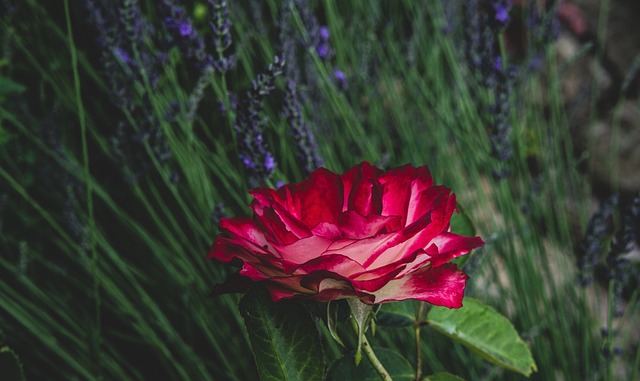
<box><xmin>209</xmin><ymin>161</ymin><xmax>484</xmax><ymax>308</ymax></box>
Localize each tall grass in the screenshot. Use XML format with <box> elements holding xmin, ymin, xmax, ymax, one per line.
<box><xmin>0</xmin><ymin>1</ymin><xmax>637</xmax><ymax>380</ymax></box>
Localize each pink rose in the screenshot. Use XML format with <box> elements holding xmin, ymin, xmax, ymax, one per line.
<box><xmin>208</xmin><ymin>162</ymin><xmax>484</xmax><ymax>308</ymax></box>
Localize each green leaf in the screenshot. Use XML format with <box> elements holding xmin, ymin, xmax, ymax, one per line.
<box><xmin>238</xmin><ymin>287</ymin><xmax>326</xmax><ymax>381</ymax></box>
<box><xmin>449</xmin><ymin>204</ymin><xmax>478</xmax><ymax>268</ymax></box>
<box><xmin>347</xmin><ymin>298</ymin><xmax>373</xmax><ymax>365</ymax></box>
<box><xmin>327</xmin><ymin>347</ymin><xmax>414</xmax><ymax>381</ymax></box>
<box><xmin>427</xmin><ymin>297</ymin><xmax>537</xmax><ymax>377</ymax></box>
<box><xmin>376</xmin><ymin>300</ymin><xmax>416</xmax><ymax>328</ymax></box>
<box><xmin>0</xmin><ymin>347</ymin><xmax>26</xmax><ymax>381</ymax></box>
<box><xmin>450</xmin><ymin>205</ymin><xmax>476</xmax><ymax>237</ymax></box>
<box><xmin>424</xmin><ymin>371</ymin><xmax>466</xmax><ymax>381</ymax></box>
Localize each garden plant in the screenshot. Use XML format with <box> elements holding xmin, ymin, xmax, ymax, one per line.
<box><xmin>0</xmin><ymin>1</ymin><xmax>638</xmax><ymax>380</ymax></box>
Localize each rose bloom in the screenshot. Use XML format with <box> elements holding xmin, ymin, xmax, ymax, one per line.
<box><xmin>209</xmin><ymin>162</ymin><xmax>484</xmax><ymax>308</ymax></box>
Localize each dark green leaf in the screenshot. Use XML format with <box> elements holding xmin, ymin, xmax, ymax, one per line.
<box><xmin>0</xmin><ymin>77</ymin><xmax>26</xmax><ymax>96</ymax></box>
<box><xmin>0</xmin><ymin>347</ymin><xmax>26</xmax><ymax>381</ymax></box>
<box><xmin>327</xmin><ymin>347</ymin><xmax>414</xmax><ymax>381</ymax></box>
<box><xmin>427</xmin><ymin>297</ymin><xmax>537</xmax><ymax>377</ymax></box>
<box><xmin>238</xmin><ymin>287</ymin><xmax>326</xmax><ymax>381</ymax></box>
<box><xmin>424</xmin><ymin>371</ymin><xmax>466</xmax><ymax>381</ymax></box>
<box><xmin>376</xmin><ymin>300</ymin><xmax>416</xmax><ymax>328</ymax></box>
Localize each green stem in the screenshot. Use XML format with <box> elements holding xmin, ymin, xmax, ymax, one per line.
<box><xmin>349</xmin><ymin>317</ymin><xmax>392</xmax><ymax>381</ymax></box>
<box><xmin>362</xmin><ymin>334</ymin><xmax>393</xmax><ymax>381</ymax></box>
<box><xmin>604</xmin><ymin>280</ymin><xmax>616</xmax><ymax>381</ymax></box>
<box><xmin>415</xmin><ymin>302</ymin><xmax>427</xmax><ymax>381</ymax></box>
<box><xmin>64</xmin><ymin>0</ymin><xmax>101</xmax><ymax>377</ymax></box>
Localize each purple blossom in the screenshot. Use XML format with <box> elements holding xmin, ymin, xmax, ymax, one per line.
<box><xmin>316</xmin><ymin>43</ymin><xmax>330</xmax><ymax>59</ymax></box>
<box><xmin>492</xmin><ymin>0</ymin><xmax>511</xmax><ymax>28</ymax></box>
<box><xmin>160</xmin><ymin>0</ymin><xmax>209</xmax><ymax>68</ymax></box>
<box><xmin>495</xmin><ymin>6</ymin><xmax>509</xmax><ymax>25</ymax></box>
<box><xmin>264</xmin><ymin>153</ymin><xmax>276</xmax><ymax>172</ymax></box>
<box><xmin>283</xmin><ymin>79</ymin><xmax>323</xmax><ymax>175</ymax></box>
<box><xmin>234</xmin><ymin>55</ymin><xmax>285</xmax><ymax>187</ymax></box>
<box><xmin>334</xmin><ymin>68</ymin><xmax>347</xmax><ymax>90</ymax></box>
<box><xmin>208</xmin><ymin>0</ymin><xmax>234</xmax><ymax>73</ymax></box>
<box><xmin>84</xmin><ymin>0</ymin><xmax>174</xmax><ymax>183</ymax></box>
<box><xmin>113</xmin><ymin>47</ymin><xmax>132</xmax><ymax>63</ymax></box>
<box><xmin>493</xmin><ymin>56</ymin><xmax>503</xmax><ymax>73</ymax></box>
<box><xmin>178</xmin><ymin>21</ymin><xmax>192</xmax><ymax>36</ymax></box>
<box><xmin>319</xmin><ymin>26</ymin><xmax>330</xmax><ymax>41</ymax></box>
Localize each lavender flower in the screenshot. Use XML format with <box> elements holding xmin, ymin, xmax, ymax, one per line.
<box><xmin>208</xmin><ymin>0</ymin><xmax>234</xmax><ymax>73</ymax></box>
<box><xmin>283</xmin><ymin>79</ymin><xmax>323</xmax><ymax>175</ymax></box>
<box><xmin>84</xmin><ymin>0</ymin><xmax>176</xmax><ymax>183</ymax></box>
<box><xmin>159</xmin><ymin>0</ymin><xmax>209</xmax><ymax>68</ymax></box>
<box><xmin>315</xmin><ymin>25</ymin><xmax>331</xmax><ymax>60</ymax></box>
<box><xmin>460</xmin><ymin>0</ymin><xmax>516</xmax><ymax>179</ymax></box>
<box><xmin>577</xmin><ymin>195</ymin><xmax>619</xmax><ymax>287</ymax></box>
<box><xmin>276</xmin><ymin>1</ymin><xmax>325</xmax><ymax>175</ymax></box>
<box><xmin>492</xmin><ymin>0</ymin><xmax>511</xmax><ymax>28</ymax></box>
<box><xmin>334</xmin><ymin>68</ymin><xmax>348</xmax><ymax>91</ymax></box>
<box><xmin>234</xmin><ymin>55</ymin><xmax>285</xmax><ymax>187</ymax></box>
<box><xmin>606</xmin><ymin>194</ymin><xmax>640</xmax><ymax>303</ymax></box>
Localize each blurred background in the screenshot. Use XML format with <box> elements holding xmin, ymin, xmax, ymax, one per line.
<box><xmin>0</xmin><ymin>0</ymin><xmax>638</xmax><ymax>380</ymax></box>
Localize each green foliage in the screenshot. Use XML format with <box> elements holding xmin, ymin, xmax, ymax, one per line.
<box><xmin>327</xmin><ymin>347</ymin><xmax>414</xmax><ymax>381</ymax></box>
<box><xmin>376</xmin><ymin>300</ymin><xmax>416</xmax><ymax>328</ymax></box>
<box><xmin>424</xmin><ymin>372</ymin><xmax>467</xmax><ymax>381</ymax></box>
<box><xmin>427</xmin><ymin>298</ymin><xmax>537</xmax><ymax>377</ymax></box>
<box><xmin>0</xmin><ymin>0</ymin><xmax>636</xmax><ymax>380</ymax></box>
<box><xmin>0</xmin><ymin>77</ymin><xmax>25</xmax><ymax>97</ymax></box>
<box><xmin>239</xmin><ymin>287</ymin><xmax>326</xmax><ymax>381</ymax></box>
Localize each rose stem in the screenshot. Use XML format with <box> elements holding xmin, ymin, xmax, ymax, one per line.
<box><xmin>350</xmin><ymin>318</ymin><xmax>393</xmax><ymax>381</ymax></box>
<box><xmin>414</xmin><ymin>302</ymin><xmax>427</xmax><ymax>381</ymax></box>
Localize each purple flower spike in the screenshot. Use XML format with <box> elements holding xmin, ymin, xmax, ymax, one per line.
<box><xmin>319</xmin><ymin>25</ymin><xmax>330</xmax><ymax>41</ymax></box>
<box><xmin>265</xmin><ymin>153</ymin><xmax>276</xmax><ymax>172</ymax></box>
<box><xmin>493</xmin><ymin>56</ymin><xmax>503</xmax><ymax>72</ymax></box>
<box><xmin>495</xmin><ymin>7</ymin><xmax>509</xmax><ymax>23</ymax></box>
<box><xmin>178</xmin><ymin>21</ymin><xmax>192</xmax><ymax>36</ymax></box>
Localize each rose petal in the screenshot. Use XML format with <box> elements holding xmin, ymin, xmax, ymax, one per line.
<box><xmin>338</xmin><ymin>211</ymin><xmax>401</xmax><ymax>239</ymax></box>
<box><xmin>304</xmin><ymin>275</ymin><xmax>358</xmax><ymax>302</ymax></box>
<box><xmin>350</xmin><ymin>266</ymin><xmax>405</xmax><ymax>292</ymax></box>
<box><xmin>311</xmin><ymin>221</ymin><xmax>343</xmax><ymax>240</ymax></box>
<box><xmin>266</xmin><ymin>271</ymin><xmax>358</xmax><ymax>302</ymax></box>
<box><xmin>341</xmin><ymin>162</ymin><xmax>382</xmax><ymax>212</ymax></box>
<box><xmin>370</xmin><ymin>263</ymin><xmax>468</xmax><ymax>307</ymax></box>
<box><xmin>239</xmin><ymin>261</ymin><xmax>285</xmax><ymax>280</ymax></box>
<box><xmin>292</xmin><ymin>254</ymin><xmax>365</xmax><ymax>277</ymax></box>
<box><xmin>218</xmin><ymin>217</ymin><xmax>270</xmax><ymax>249</ymax></box>
<box><xmin>363</xmin><ymin>190</ymin><xmax>457</xmax><ymax>269</ymax></box>
<box><xmin>378</xmin><ymin>164</ymin><xmax>416</xmax><ymax>224</ymax></box>
<box><xmin>425</xmin><ymin>233</ymin><xmax>485</xmax><ymax>267</ymax></box>
<box><xmin>406</xmin><ymin>185</ymin><xmax>450</xmax><ymax>225</ymax></box>
<box><xmin>289</xmin><ymin>168</ymin><xmax>344</xmax><ymax>228</ymax></box>
<box><xmin>252</xmin><ymin>207</ymin><xmax>301</xmax><ymax>244</ymax></box>
<box><xmin>268</xmin><ymin>235</ymin><xmax>334</xmax><ymax>271</ymax></box>
<box><xmin>348</xmin><ymin>167</ymin><xmax>383</xmax><ymax>216</ymax></box>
